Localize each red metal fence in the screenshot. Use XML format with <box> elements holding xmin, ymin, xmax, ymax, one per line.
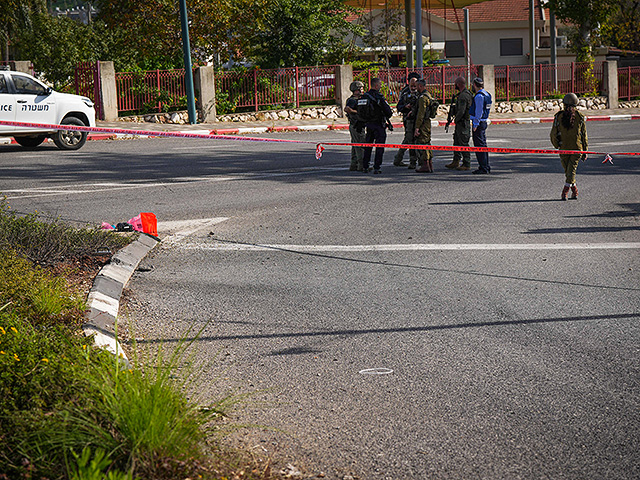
<box><xmin>494</xmin><ymin>62</ymin><xmax>604</xmax><ymax>101</ymax></box>
<box><xmin>106</xmin><ymin>62</ymin><xmax>638</xmax><ymax>116</ymax></box>
<box><xmin>74</xmin><ymin>61</ymin><xmax>104</xmax><ymax>120</ymax></box>
<box><xmin>115</xmin><ymin>69</ymin><xmax>189</xmax><ymax>114</ymax></box>
<box><xmin>354</xmin><ymin>65</ymin><xmax>480</xmax><ymax>105</ymax></box>
<box><xmin>115</xmin><ymin>65</ymin><xmax>339</xmax><ymax>114</ymax></box>
<box><xmin>618</xmin><ymin>66</ymin><xmax>640</xmax><ymax>100</ymax></box>
<box><xmin>215</xmin><ymin>65</ymin><xmax>338</xmax><ymax>112</ymax></box>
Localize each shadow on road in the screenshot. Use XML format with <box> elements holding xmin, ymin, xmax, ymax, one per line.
<box><xmin>136</xmin><ymin>312</ymin><xmax>639</xmax><ymax>345</ymax></box>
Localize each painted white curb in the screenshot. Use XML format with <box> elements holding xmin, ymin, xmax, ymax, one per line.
<box><xmin>87</xmin><ymin>290</ymin><xmax>119</xmax><ymax>318</ymax></box>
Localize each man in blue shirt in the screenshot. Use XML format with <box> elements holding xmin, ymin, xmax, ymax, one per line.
<box><xmin>469</xmin><ymin>77</ymin><xmax>492</xmax><ymax>174</ymax></box>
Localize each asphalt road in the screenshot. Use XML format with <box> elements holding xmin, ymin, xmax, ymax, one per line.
<box><xmin>2</xmin><ymin>121</ymin><xmax>639</xmax><ymax>479</ymax></box>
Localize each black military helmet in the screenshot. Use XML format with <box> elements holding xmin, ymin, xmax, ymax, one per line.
<box><xmin>562</xmin><ymin>93</ymin><xmax>579</xmax><ymax>106</ymax></box>
<box><xmin>349</xmin><ymin>81</ymin><xmax>364</xmax><ymax>92</ymax></box>
<box><xmin>473</xmin><ymin>77</ymin><xmax>484</xmax><ymax>88</ymax></box>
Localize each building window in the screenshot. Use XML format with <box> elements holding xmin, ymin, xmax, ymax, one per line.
<box><xmin>500</xmin><ymin>38</ymin><xmax>523</xmax><ymax>56</ymax></box>
<box><xmin>445</xmin><ymin>40</ymin><xmax>465</xmax><ymax>58</ymax></box>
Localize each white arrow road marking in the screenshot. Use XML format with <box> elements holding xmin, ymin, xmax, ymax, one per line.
<box><xmin>159</xmin><ymin>217</ymin><xmax>230</xmax><ymax>244</ymax></box>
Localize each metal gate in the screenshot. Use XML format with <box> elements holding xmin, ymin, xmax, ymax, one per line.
<box><xmin>75</xmin><ymin>61</ymin><xmax>103</xmax><ymax>120</ymax></box>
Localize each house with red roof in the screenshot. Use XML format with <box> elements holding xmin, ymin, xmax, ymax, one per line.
<box><xmin>350</xmin><ymin>0</ymin><xmax>613</xmax><ymax>67</ymax></box>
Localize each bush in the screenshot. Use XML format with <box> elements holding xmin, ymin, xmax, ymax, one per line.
<box><xmin>0</xmin><ymin>251</ymin><xmax>223</xmax><ymax>479</ymax></box>
<box><xmin>0</xmin><ymin>198</ymin><xmax>131</xmax><ymax>266</ymax></box>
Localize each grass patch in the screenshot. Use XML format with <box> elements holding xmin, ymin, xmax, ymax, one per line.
<box><xmin>0</xmin><ymin>198</ymin><xmax>131</xmax><ymax>267</ymax></box>
<box><xmin>0</xmin><ymin>202</ymin><xmax>282</xmax><ymax>479</ymax></box>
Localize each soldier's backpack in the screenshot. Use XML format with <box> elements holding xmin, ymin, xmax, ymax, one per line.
<box><xmin>357</xmin><ymin>93</ymin><xmax>380</xmax><ymax>123</ymax></box>
<box><xmin>429</xmin><ymin>96</ymin><xmax>440</xmax><ymax>118</ymax></box>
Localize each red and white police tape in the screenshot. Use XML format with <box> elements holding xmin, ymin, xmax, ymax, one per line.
<box><xmin>2</xmin><ymin>119</ymin><xmax>640</xmax><ymax>165</ymax></box>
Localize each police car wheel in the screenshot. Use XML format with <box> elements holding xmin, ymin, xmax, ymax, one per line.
<box><xmin>14</xmin><ymin>135</ymin><xmax>47</xmax><ymax>148</ymax></box>
<box><xmin>53</xmin><ymin>117</ymin><xmax>87</xmax><ymax>150</ymax></box>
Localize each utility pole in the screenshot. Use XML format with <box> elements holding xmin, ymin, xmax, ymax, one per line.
<box><xmin>179</xmin><ymin>0</ymin><xmax>197</xmax><ymax>124</ymax></box>
<box><xmin>530</xmin><ymin>0</ymin><xmax>536</xmax><ymax>99</ymax></box>
<box><xmin>550</xmin><ymin>10</ymin><xmax>557</xmax><ymax>91</ymax></box>
<box><xmin>415</xmin><ymin>0</ymin><xmax>423</xmax><ymax>68</ymax></box>
<box><xmin>405</xmin><ymin>0</ymin><xmax>413</xmax><ymax>67</ymax></box>
<box><xmin>464</xmin><ymin>8</ymin><xmax>470</xmax><ymax>82</ymax></box>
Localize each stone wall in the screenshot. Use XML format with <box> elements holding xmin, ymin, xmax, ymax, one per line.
<box><xmin>117</xmin><ymin>105</ymin><xmax>342</xmax><ymax>124</ymax></box>
<box><xmin>494</xmin><ymin>96</ymin><xmax>611</xmax><ymax>114</ymax></box>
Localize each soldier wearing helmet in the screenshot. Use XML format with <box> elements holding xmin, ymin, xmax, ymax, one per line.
<box><xmin>344</xmin><ymin>81</ymin><xmax>366</xmax><ymax>171</ymax></box>
<box><xmin>393</xmin><ymin>72</ymin><xmax>421</xmax><ymax>168</ymax></box>
<box><xmin>550</xmin><ymin>93</ymin><xmax>588</xmax><ymax>200</ymax></box>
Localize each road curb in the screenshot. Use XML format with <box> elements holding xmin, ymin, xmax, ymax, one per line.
<box><xmin>83</xmin><ymin>233</ymin><xmax>159</xmax><ymax>363</ymax></box>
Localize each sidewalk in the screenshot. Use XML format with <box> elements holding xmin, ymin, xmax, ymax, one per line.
<box><xmin>95</xmin><ymin>106</ymin><xmax>640</xmax><ymax>137</ymax></box>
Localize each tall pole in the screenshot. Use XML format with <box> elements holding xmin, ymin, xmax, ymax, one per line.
<box><xmin>405</xmin><ymin>0</ymin><xmax>414</xmax><ymax>67</ymax></box>
<box><xmin>415</xmin><ymin>0</ymin><xmax>423</xmax><ymax>68</ymax></box>
<box><xmin>550</xmin><ymin>11</ymin><xmax>557</xmax><ymax>90</ymax></box>
<box><xmin>179</xmin><ymin>0</ymin><xmax>197</xmax><ymax>124</ymax></box>
<box><xmin>530</xmin><ymin>0</ymin><xmax>536</xmax><ymax>99</ymax></box>
<box><xmin>464</xmin><ymin>8</ymin><xmax>470</xmax><ymax>81</ymax></box>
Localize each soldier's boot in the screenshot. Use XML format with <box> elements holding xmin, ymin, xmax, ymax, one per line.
<box><xmin>570</xmin><ymin>184</ymin><xmax>578</xmax><ymax>200</ymax></box>
<box><xmin>428</xmin><ymin>159</ymin><xmax>434</xmax><ymax>173</ymax></box>
<box><xmin>393</xmin><ymin>152</ymin><xmax>407</xmax><ymax>167</ymax></box>
<box><xmin>445</xmin><ymin>159</ymin><xmax>459</xmax><ymax>169</ymax></box>
<box><xmin>561</xmin><ymin>185</ymin><xmax>570</xmax><ymax>201</ymax></box>
<box><xmin>415</xmin><ymin>160</ymin><xmax>430</xmax><ymax>172</ymax></box>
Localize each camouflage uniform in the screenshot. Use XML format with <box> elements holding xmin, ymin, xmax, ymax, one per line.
<box><xmin>393</xmin><ymin>86</ymin><xmax>419</xmax><ymax>167</ymax></box>
<box><xmin>414</xmin><ymin>90</ymin><xmax>436</xmax><ymax>171</ymax></box>
<box><xmin>345</xmin><ymin>94</ymin><xmax>365</xmax><ymax>171</ymax></box>
<box><xmin>551</xmin><ymin>106</ymin><xmax>588</xmax><ymax>199</ymax></box>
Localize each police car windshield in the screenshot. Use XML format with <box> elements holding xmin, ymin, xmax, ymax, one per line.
<box><xmin>12</xmin><ymin>75</ymin><xmax>47</xmax><ymax>95</ymax></box>
<box><xmin>0</xmin><ymin>76</ymin><xmax>7</xmax><ymax>94</ymax></box>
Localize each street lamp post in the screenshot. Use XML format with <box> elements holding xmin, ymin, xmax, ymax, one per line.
<box><xmin>179</xmin><ymin>0</ymin><xmax>197</xmax><ymax>124</ymax></box>
<box><xmin>415</xmin><ymin>0</ymin><xmax>423</xmax><ymax>68</ymax></box>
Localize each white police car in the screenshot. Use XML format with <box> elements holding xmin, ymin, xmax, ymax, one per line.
<box><xmin>0</xmin><ymin>69</ymin><xmax>96</xmax><ymax>150</ymax></box>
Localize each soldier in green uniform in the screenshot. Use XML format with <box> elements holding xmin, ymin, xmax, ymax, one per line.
<box><xmin>445</xmin><ymin>77</ymin><xmax>474</xmax><ymax>171</ymax></box>
<box><xmin>413</xmin><ymin>79</ymin><xmax>439</xmax><ymax>173</ymax></box>
<box><xmin>550</xmin><ymin>93</ymin><xmax>588</xmax><ymax>200</ymax></box>
<box><xmin>393</xmin><ymin>73</ymin><xmax>420</xmax><ymax>168</ymax></box>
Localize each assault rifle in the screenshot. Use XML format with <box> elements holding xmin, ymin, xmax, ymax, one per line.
<box><xmin>445</xmin><ymin>93</ymin><xmax>457</xmax><ymax>133</ymax></box>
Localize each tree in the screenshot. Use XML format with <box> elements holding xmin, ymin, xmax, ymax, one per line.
<box><xmin>545</xmin><ymin>0</ymin><xmax>616</xmax><ymax>62</ymax></box>
<box><xmin>600</xmin><ymin>0</ymin><xmax>640</xmax><ymax>52</ymax></box>
<box><xmin>93</xmin><ymin>0</ymin><xmax>183</xmax><ymax>69</ymax></box>
<box><xmin>0</xmin><ymin>0</ymin><xmax>47</xmax><ymax>61</ymax></box>
<box><xmin>249</xmin><ymin>0</ymin><xmax>362</xmax><ymax>68</ymax></box>
<box><xmin>359</xmin><ymin>7</ymin><xmax>405</xmax><ymax>69</ymax></box>
<box><xmin>14</xmin><ymin>13</ymin><xmax>132</xmax><ymax>87</ymax></box>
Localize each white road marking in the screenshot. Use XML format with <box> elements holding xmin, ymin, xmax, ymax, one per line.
<box><xmin>159</xmin><ymin>217</ymin><xmax>230</xmax><ymax>244</ymax></box>
<box><xmin>176</xmin><ymin>242</ymin><xmax>640</xmax><ymax>252</ymax></box>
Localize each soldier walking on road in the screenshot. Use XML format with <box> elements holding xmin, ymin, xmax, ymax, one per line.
<box><xmin>550</xmin><ymin>93</ymin><xmax>588</xmax><ymax>200</ymax></box>
<box><xmin>414</xmin><ymin>79</ymin><xmax>439</xmax><ymax>173</ymax></box>
<box><xmin>445</xmin><ymin>77</ymin><xmax>474</xmax><ymax>171</ymax></box>
<box><xmin>344</xmin><ymin>81</ymin><xmax>366</xmax><ymax>171</ymax></box>
<box><xmin>469</xmin><ymin>77</ymin><xmax>492</xmax><ymax>174</ymax></box>
<box><xmin>393</xmin><ymin>73</ymin><xmax>421</xmax><ymax>168</ymax></box>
